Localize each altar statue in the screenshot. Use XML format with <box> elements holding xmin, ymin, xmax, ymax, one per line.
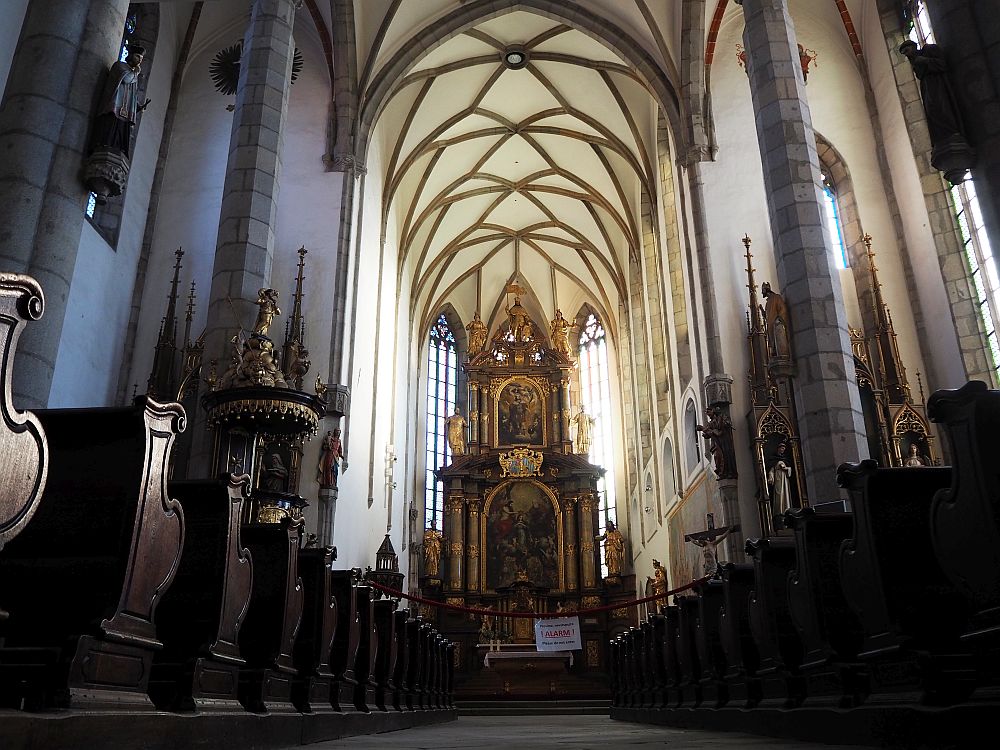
<box><xmin>446</xmin><ymin>407</ymin><xmax>468</xmax><ymax>456</ymax></box>
<box><xmin>466</xmin><ymin>312</ymin><xmax>488</xmax><ymax>356</ymax></box>
<box><xmin>767</xmin><ymin>440</ymin><xmax>794</xmax><ymax>516</ymax></box>
<box><xmin>572</xmin><ymin>405</ymin><xmax>595</xmax><ymax>455</ymax></box>
<box><xmin>423</xmin><ymin>522</ymin><xmax>443</xmax><ymax>578</ymax></box>
<box><xmin>595</xmin><ymin>519</ymin><xmax>625</xmax><ymax>578</ymax></box>
<box><xmin>761</xmin><ymin>281</ymin><xmax>791</xmax><ymax>362</ymax></box>
<box><xmin>647</xmin><ymin>559</ymin><xmax>667</xmax><ymax>599</ymax></box>
<box><xmin>549</xmin><ymin>309</ymin><xmax>572</xmax><ymax>358</ymax></box>
<box><xmin>252</xmin><ymin>288</ymin><xmax>281</xmax><ymax>337</ymax></box>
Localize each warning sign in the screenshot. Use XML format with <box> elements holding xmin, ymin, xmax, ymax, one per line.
<box><xmin>534</xmin><ymin>616</ymin><xmax>582</xmax><ymax>651</ymax></box>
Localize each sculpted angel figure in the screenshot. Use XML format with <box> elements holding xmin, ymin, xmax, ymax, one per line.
<box><xmin>252</xmin><ymin>288</ymin><xmax>281</xmax><ymax>337</ymax></box>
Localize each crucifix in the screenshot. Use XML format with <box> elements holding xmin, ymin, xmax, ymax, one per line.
<box><xmin>684</xmin><ymin>513</ymin><xmax>740</xmax><ymax>577</ymax></box>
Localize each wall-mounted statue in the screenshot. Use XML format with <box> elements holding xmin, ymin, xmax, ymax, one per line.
<box><xmin>446</xmin><ymin>406</ymin><xmax>468</xmax><ymax>456</ymax></box>
<box><xmin>761</xmin><ymin>281</ymin><xmax>792</xmax><ymax>366</ymax></box>
<box><xmin>696</xmin><ymin>405</ymin><xmax>738</xmax><ymax>480</ymax></box>
<box><xmin>898</xmin><ymin>40</ymin><xmax>975</xmax><ymax>185</ymax></box>
<box><xmin>549</xmin><ymin>309</ymin><xmax>572</xmax><ymax>358</ymax></box>
<box><xmin>466</xmin><ymin>312</ymin><xmax>487</xmax><ymax>356</ymax></box>
<box><xmin>647</xmin><ymin>558</ymin><xmax>667</xmax><ymax>599</ymax></box>
<box><xmin>91</xmin><ymin>45</ymin><xmax>150</xmax><ymax>157</ymax></box>
<box><xmin>317</xmin><ymin>428</ymin><xmax>344</xmax><ymax>489</ymax></box>
<box><xmin>595</xmin><ymin>519</ymin><xmax>625</xmax><ymax>578</ymax></box>
<box><xmin>766</xmin><ymin>440</ymin><xmax>794</xmax><ymax>516</ymax></box>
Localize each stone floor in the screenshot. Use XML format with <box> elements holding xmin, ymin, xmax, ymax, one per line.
<box><xmin>310</xmin><ymin>714</ymin><xmax>862</xmax><ymax>749</ymax></box>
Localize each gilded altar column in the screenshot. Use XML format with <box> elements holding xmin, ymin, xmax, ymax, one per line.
<box><xmin>469</xmin><ymin>382</ymin><xmax>480</xmax><ymax>447</ymax></box>
<box><xmin>479</xmin><ymin>385</ymin><xmax>490</xmax><ymax>448</ymax></box>
<box><xmin>578</xmin><ymin>492</ymin><xmax>599</xmax><ymax>590</ymax></box>
<box><xmin>551</xmin><ymin>386</ymin><xmax>562</xmax><ymax>445</ymax></box>
<box><xmin>465</xmin><ymin>498</ymin><xmax>481</xmax><ymax>592</ymax></box>
<box><xmin>562</xmin><ymin>496</ymin><xmax>579</xmax><ymax>592</ymax></box>
<box><xmin>561</xmin><ymin>378</ymin><xmax>573</xmax><ymax>452</ymax></box>
<box><xmin>446</xmin><ymin>493</ymin><xmax>464</xmax><ymax>591</ymax></box>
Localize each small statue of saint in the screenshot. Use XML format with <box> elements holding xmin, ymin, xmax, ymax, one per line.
<box><xmin>572</xmin><ymin>405</ymin><xmax>596</xmax><ymax>455</ymax></box>
<box><xmin>262</xmin><ymin>452</ymin><xmax>289</xmax><ymax>493</ymax></box>
<box><xmin>647</xmin><ymin>559</ymin><xmax>668</xmax><ymax>599</ymax></box>
<box><xmin>761</xmin><ymin>281</ymin><xmax>792</xmax><ymax>362</ymax></box>
<box><xmin>91</xmin><ymin>45</ymin><xmax>150</xmax><ymax>158</ymax></box>
<box><xmin>904</xmin><ymin>442</ymin><xmax>927</xmax><ymax>467</ymax></box>
<box><xmin>422</xmin><ymin>522</ymin><xmax>444</xmax><ymax>578</ymax></box>
<box><xmin>696</xmin><ymin>405</ymin><xmax>737</xmax><ymax>480</ymax></box>
<box><xmin>445</xmin><ymin>407</ymin><xmax>468</xmax><ymax>456</ymax></box>
<box><xmin>466</xmin><ymin>312</ymin><xmax>488</xmax><ymax>356</ymax></box>
<box><xmin>506</xmin><ymin>295</ymin><xmax>529</xmax><ymax>341</ymax></box>
<box><xmin>317</xmin><ymin>428</ymin><xmax>345</xmax><ymax>489</ymax></box>
<box><xmin>549</xmin><ymin>309</ymin><xmax>572</xmax><ymax>358</ymax></box>
<box><xmin>252</xmin><ymin>288</ymin><xmax>281</xmax><ymax>337</ymax></box>
<box><xmin>595</xmin><ymin>519</ymin><xmax>625</xmax><ymax>578</ymax></box>
<box><xmin>767</xmin><ymin>440</ymin><xmax>794</xmax><ymax>516</ymax></box>
<box><xmin>898</xmin><ymin>40</ymin><xmax>974</xmax><ymax>184</ymax></box>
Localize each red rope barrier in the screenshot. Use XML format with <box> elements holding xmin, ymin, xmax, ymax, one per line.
<box><xmin>364</xmin><ymin>575</ymin><xmax>713</xmax><ymax>619</ymax></box>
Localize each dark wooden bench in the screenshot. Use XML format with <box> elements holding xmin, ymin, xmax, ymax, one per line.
<box><xmin>694</xmin><ymin>578</ymin><xmax>729</xmax><ymax>708</ymax></box>
<box><xmin>292</xmin><ymin>545</ymin><xmax>338</xmax><ymax>713</ymax></box>
<box><xmin>647</xmin><ymin>613</ymin><xmax>668</xmax><ymax>710</ymax></box>
<box><xmin>838</xmin><ymin>460</ymin><xmax>974</xmax><ymax>705</ymax></box>
<box><xmin>718</xmin><ymin>563</ymin><xmax>761</xmax><ymax>708</ymax></box>
<box><xmin>0</xmin><ymin>397</ymin><xmax>185</xmax><ymax>710</ymax></box>
<box><xmin>658</xmin><ymin>605</ymin><xmax>682</xmax><ymax>708</ymax></box>
<box><xmin>329</xmin><ymin>569</ymin><xmax>361</xmax><ymax>712</ymax></box>
<box><xmin>372</xmin><ymin>599</ymin><xmax>398</xmax><ymax>711</ymax></box>
<box><xmin>745</xmin><ymin>536</ymin><xmax>805</xmax><ymax>708</ymax></box>
<box><xmin>391</xmin><ymin>610</ymin><xmax>412</xmax><ymax>711</ymax></box>
<box><xmin>352</xmin><ymin>580</ymin><xmax>377</xmax><ymax>712</ymax></box>
<box><xmin>149</xmin><ymin>474</ymin><xmax>254</xmax><ymax>712</ymax></box>
<box><xmin>783</xmin><ymin>506</ymin><xmax>866</xmax><ymax>708</ymax></box>
<box><xmin>674</xmin><ymin>595</ymin><xmax>702</xmax><ymax>707</ymax></box>
<box><xmin>236</xmin><ymin>517</ymin><xmax>304</xmax><ymax>713</ymax></box>
<box><xmin>928</xmin><ymin>381</ymin><xmax>1000</xmax><ymax>647</ymax></box>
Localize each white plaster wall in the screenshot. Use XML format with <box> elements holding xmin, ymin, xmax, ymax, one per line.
<box><xmin>51</xmin><ymin>6</ymin><xmax>184</xmax><ymax>407</ymax></box>
<box><xmin>0</xmin><ymin>0</ymin><xmax>29</xmax><ymax>95</ymax></box>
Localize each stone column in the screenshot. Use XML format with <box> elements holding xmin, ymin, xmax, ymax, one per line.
<box><xmin>562</xmin><ymin>497</ymin><xmax>579</xmax><ymax>592</ymax></box>
<box><xmin>468</xmin><ymin>382</ymin><xmax>479</xmax><ymax>447</ymax></box>
<box><xmin>578</xmin><ymin>493</ymin><xmax>598</xmax><ymax>590</ymax></box>
<box><xmin>736</xmin><ymin>0</ymin><xmax>866</xmax><ymax>501</ymax></box>
<box><xmin>922</xmin><ymin>2</ymin><xmax>1000</xmax><ymax>264</ymax></box>
<box><xmin>202</xmin><ymin>0</ymin><xmax>298</xmax><ymax>372</ymax></box>
<box><xmin>445</xmin><ymin>493</ymin><xmax>464</xmax><ymax>592</ymax></box>
<box><xmin>0</xmin><ymin>0</ymin><xmax>130</xmax><ymax>407</ymax></box>
<box><xmin>465</xmin><ymin>498</ymin><xmax>480</xmax><ymax>592</ymax></box>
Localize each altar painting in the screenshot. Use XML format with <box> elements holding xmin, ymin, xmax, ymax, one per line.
<box><xmin>496</xmin><ymin>380</ymin><xmax>544</xmax><ymax>446</ymax></box>
<box><xmin>485</xmin><ymin>481</ymin><xmax>559</xmax><ymax>590</ymax></box>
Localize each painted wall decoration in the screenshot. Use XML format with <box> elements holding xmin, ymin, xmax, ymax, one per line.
<box><xmin>485</xmin><ymin>481</ymin><xmax>559</xmax><ymax>590</ymax></box>
<box><xmin>496</xmin><ymin>380</ymin><xmax>544</xmax><ymax>446</ymax></box>
<box><xmin>666</xmin><ymin>477</ymin><xmax>720</xmax><ymax>593</ymax></box>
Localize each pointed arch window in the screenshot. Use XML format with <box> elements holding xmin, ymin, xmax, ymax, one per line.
<box><xmin>821</xmin><ymin>172</ymin><xmax>849</xmax><ymax>269</ymax></box>
<box><xmin>908</xmin><ymin>1</ymin><xmax>1000</xmax><ymax>376</ymax></box>
<box><xmin>578</xmin><ymin>312</ymin><xmax>617</xmax><ymax>576</ymax></box>
<box><xmin>425</xmin><ymin>313</ymin><xmax>457</xmax><ymax>531</ymax></box>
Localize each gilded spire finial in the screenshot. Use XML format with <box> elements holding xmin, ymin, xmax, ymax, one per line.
<box><xmin>282</xmin><ymin>246</ymin><xmax>311</xmax><ymax>389</ymax></box>
<box><xmin>147</xmin><ymin>247</ymin><xmax>184</xmax><ymax>399</ymax></box>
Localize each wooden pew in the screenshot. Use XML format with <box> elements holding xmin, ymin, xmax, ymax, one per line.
<box><xmin>927</xmin><ymin>381</ymin><xmax>1000</xmax><ymax>648</ymax></box>
<box><xmin>0</xmin><ymin>397</ymin><xmax>185</xmax><ymax>710</ymax></box>
<box><xmin>609</xmin><ymin>636</ymin><xmax>622</xmax><ymax>708</ymax></box>
<box><xmin>0</xmin><ymin>273</ymin><xmax>47</xmax><ymax>574</ymax></box>
<box><xmin>445</xmin><ymin>640</ymin><xmax>455</xmax><ymax>708</ymax></box>
<box><xmin>674</xmin><ymin>596</ymin><xmax>703</xmax><ymax>707</ymax></box>
<box><xmin>783</xmin><ymin>506</ymin><xmax>866</xmax><ymax>708</ymax></box>
<box><xmin>352</xmin><ymin>581</ymin><xmax>377</xmax><ymax>712</ymax></box>
<box><xmin>418</xmin><ymin>623</ymin><xmax>433</xmax><ymax>710</ymax></box>
<box><xmin>149</xmin><ymin>474</ymin><xmax>254</xmax><ymax>712</ymax></box>
<box><xmin>634</xmin><ymin>623</ymin><xmax>651</xmax><ymax>710</ymax></box>
<box><xmin>329</xmin><ymin>569</ymin><xmax>361</xmax><ymax>712</ymax></box>
<box><xmin>623</xmin><ymin>627</ymin><xmax>639</xmax><ymax>708</ymax></box>
<box><xmin>718</xmin><ymin>563</ymin><xmax>761</xmax><ymax>708</ymax></box>
<box><xmin>659</xmin><ymin>605</ymin><xmax>682</xmax><ymax>708</ymax></box>
<box><xmin>372</xmin><ymin>598</ymin><xmax>398</xmax><ymax>712</ymax></box>
<box><xmin>647</xmin><ymin>613</ymin><xmax>668</xmax><ymax>710</ymax></box>
<box><xmin>404</xmin><ymin>617</ymin><xmax>425</xmax><ymax>711</ymax></box>
<box><xmin>745</xmin><ymin>536</ymin><xmax>805</xmax><ymax>708</ymax></box>
<box><xmin>391</xmin><ymin>610</ymin><xmax>411</xmax><ymax>711</ymax></box>
<box><xmin>292</xmin><ymin>545</ymin><xmax>338</xmax><ymax>713</ymax></box>
<box><xmin>236</xmin><ymin>517</ymin><xmax>304</xmax><ymax>714</ymax></box>
<box><xmin>694</xmin><ymin>578</ymin><xmax>729</xmax><ymax>708</ymax></box>
<box><xmin>838</xmin><ymin>460</ymin><xmax>974</xmax><ymax>705</ymax></box>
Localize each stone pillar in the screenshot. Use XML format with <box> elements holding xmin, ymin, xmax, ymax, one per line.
<box><xmin>202</xmin><ymin>0</ymin><xmax>297</xmax><ymax>373</ymax></box>
<box><xmin>445</xmin><ymin>494</ymin><xmax>464</xmax><ymax>592</ymax></box>
<box><xmin>465</xmin><ymin>498</ymin><xmax>480</xmax><ymax>592</ymax></box>
<box><xmin>736</xmin><ymin>0</ymin><xmax>867</xmax><ymax>501</ymax></box>
<box><xmin>0</xmin><ymin>0</ymin><xmax>130</xmax><ymax>407</ymax></box>
<box><xmin>562</xmin><ymin>497</ymin><xmax>579</xmax><ymax>592</ymax></box>
<box><xmin>469</xmin><ymin>382</ymin><xmax>479</xmax><ymax>447</ymax></box>
<box><xmin>922</xmin><ymin>2</ymin><xmax>1000</xmax><ymax>261</ymax></box>
<box><xmin>578</xmin><ymin>493</ymin><xmax>598</xmax><ymax>590</ymax></box>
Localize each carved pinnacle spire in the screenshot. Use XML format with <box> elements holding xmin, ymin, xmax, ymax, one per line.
<box><xmin>282</xmin><ymin>246</ymin><xmax>310</xmax><ymax>389</ymax></box>
<box><xmin>147</xmin><ymin>248</ymin><xmax>184</xmax><ymax>399</ymax></box>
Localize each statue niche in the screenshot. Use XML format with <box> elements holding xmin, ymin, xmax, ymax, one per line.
<box><xmin>496</xmin><ymin>380</ymin><xmax>544</xmax><ymax>446</ymax></box>
<box><xmin>484</xmin><ymin>481</ymin><xmax>560</xmax><ymax>591</ymax></box>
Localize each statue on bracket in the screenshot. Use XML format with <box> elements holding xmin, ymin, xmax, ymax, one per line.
<box><xmin>317</xmin><ymin>428</ymin><xmax>344</xmax><ymax>489</ymax></box>
<box><xmin>595</xmin><ymin>519</ymin><xmax>625</xmax><ymax>579</ymax></box>
<box><xmin>696</xmin><ymin>405</ymin><xmax>737</xmax><ymax>480</ymax></box>
<box><xmin>422</xmin><ymin>521</ymin><xmax>444</xmax><ymax>579</ymax></box>
<box><xmin>91</xmin><ymin>45</ymin><xmax>150</xmax><ymax>158</ymax></box>
<box><xmin>898</xmin><ymin>40</ymin><xmax>975</xmax><ymax>185</ymax></box>
<box><xmin>761</xmin><ymin>281</ymin><xmax>792</xmax><ymax>365</ymax></box>
<box><xmin>549</xmin><ymin>309</ymin><xmax>573</xmax><ymax>359</ymax></box>
<box><xmin>766</xmin><ymin>440</ymin><xmax>795</xmax><ymax>517</ymax></box>
<box><xmin>446</xmin><ymin>406</ymin><xmax>468</xmax><ymax>456</ymax></box>
<box><xmin>466</xmin><ymin>312</ymin><xmax>488</xmax><ymax>356</ymax></box>
<box><xmin>647</xmin><ymin>559</ymin><xmax>667</xmax><ymax>599</ymax></box>
<box><xmin>572</xmin><ymin>405</ymin><xmax>595</xmax><ymax>455</ymax></box>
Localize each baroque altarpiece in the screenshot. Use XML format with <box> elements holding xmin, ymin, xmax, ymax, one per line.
<box><xmin>423</xmin><ymin>295</ymin><xmax>632</xmax><ymax>697</ymax></box>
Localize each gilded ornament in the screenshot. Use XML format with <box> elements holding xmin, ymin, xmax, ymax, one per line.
<box><xmin>450</xmin><ymin>542</ymin><xmax>464</xmax><ymax>557</ymax></box>
<box><xmin>581</xmin><ymin>542</ymin><xmax>595</xmax><ymax>553</ymax></box>
<box><xmin>499</xmin><ymin>447</ymin><xmax>544</xmax><ymax>477</ymax></box>
<box><xmin>581</xmin><ymin>596</ymin><xmax>601</xmax><ymax>608</ymax></box>
<box><xmin>466</xmin><ymin>544</ymin><xmax>480</xmax><ymax>559</ymax></box>
<box><xmin>446</xmin><ymin>597</ymin><xmax>465</xmax><ymax>607</ymax></box>
<box><xmin>586</xmin><ymin>641</ymin><xmax>600</xmax><ymax>667</ymax></box>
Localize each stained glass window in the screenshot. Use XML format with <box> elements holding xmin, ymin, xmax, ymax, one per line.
<box><xmin>578</xmin><ymin>313</ymin><xmax>617</xmax><ymax>577</ymax></box>
<box><xmin>425</xmin><ymin>313</ymin><xmax>457</xmax><ymax>531</ymax></box>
